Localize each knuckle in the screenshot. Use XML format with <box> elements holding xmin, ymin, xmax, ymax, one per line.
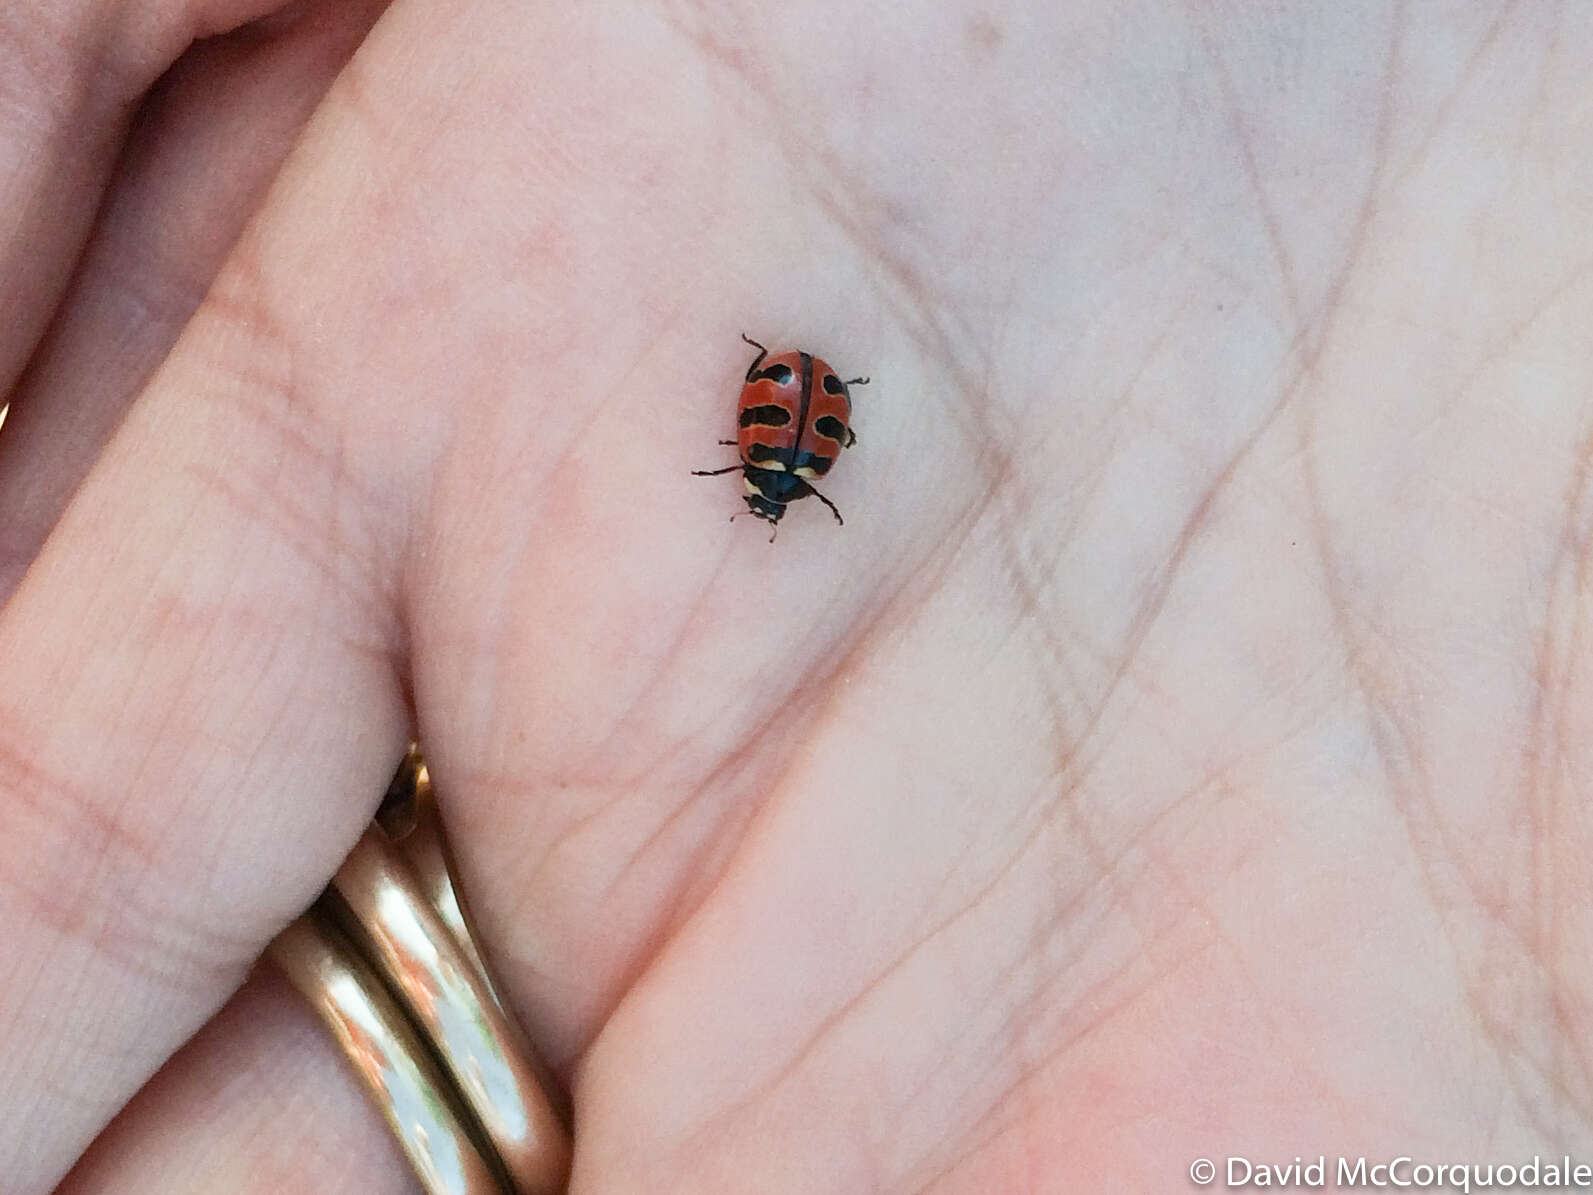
<box><xmin>0</xmin><ymin>719</ymin><xmax>244</xmax><ymax>989</ymax></box>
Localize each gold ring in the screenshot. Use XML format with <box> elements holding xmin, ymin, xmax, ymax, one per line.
<box><xmin>270</xmin><ymin>745</ymin><xmax>571</xmax><ymax>1194</ymax></box>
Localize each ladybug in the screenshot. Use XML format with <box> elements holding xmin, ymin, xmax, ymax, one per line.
<box><xmin>694</xmin><ymin>334</ymin><xmax>868</xmax><ymax>540</ymax></box>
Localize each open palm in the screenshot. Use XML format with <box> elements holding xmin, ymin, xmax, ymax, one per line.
<box><xmin>3</xmin><ymin>3</ymin><xmax>1586</xmax><ymax>1192</ymax></box>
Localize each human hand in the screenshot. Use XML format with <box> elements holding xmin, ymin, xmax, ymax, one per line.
<box><xmin>4</xmin><ymin>4</ymin><xmax>1588</xmax><ymax>1191</ymax></box>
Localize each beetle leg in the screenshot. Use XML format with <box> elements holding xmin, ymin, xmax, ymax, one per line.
<box><xmin>718</xmin><ymin>439</ymin><xmax>737</xmax><ymax>446</ymax></box>
<box><xmin>845</xmin><ymin>376</ymin><xmax>869</xmax><ymax>386</ymax></box>
<box><xmin>740</xmin><ymin>333</ymin><xmax>769</xmax><ymax>382</ymax></box>
<box><xmin>693</xmin><ymin>465</ymin><xmax>742</xmax><ymax>477</ymax></box>
<box><xmin>806</xmin><ymin>485</ymin><xmax>845</xmax><ymax>527</ymax></box>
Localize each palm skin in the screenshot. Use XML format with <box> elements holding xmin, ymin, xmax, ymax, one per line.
<box><xmin>1</xmin><ymin>2</ymin><xmax>1588</xmax><ymax>1192</ymax></box>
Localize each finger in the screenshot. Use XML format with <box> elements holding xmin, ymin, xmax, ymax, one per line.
<box><xmin>57</xmin><ymin>968</ymin><xmax>419</xmax><ymax>1195</ymax></box>
<box><xmin>0</xmin><ymin>0</ymin><xmax>309</xmax><ymax>398</ymax></box>
<box><xmin>0</xmin><ymin>270</ymin><xmax>410</xmax><ymax>1191</ymax></box>
<box><xmin>0</xmin><ymin>0</ymin><xmax>388</xmax><ymax>597</ymax></box>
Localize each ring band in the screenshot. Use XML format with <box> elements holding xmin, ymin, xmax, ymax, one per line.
<box><xmin>271</xmin><ymin>745</ymin><xmax>572</xmax><ymax>1194</ymax></box>
<box><xmin>270</xmin><ymin>912</ymin><xmax>508</xmax><ymax>1194</ymax></box>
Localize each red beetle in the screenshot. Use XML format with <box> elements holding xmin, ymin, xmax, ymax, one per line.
<box><xmin>694</xmin><ymin>335</ymin><xmax>868</xmax><ymax>539</ymax></box>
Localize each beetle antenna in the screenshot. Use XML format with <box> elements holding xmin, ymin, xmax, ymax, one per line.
<box><xmin>845</xmin><ymin>376</ymin><xmax>869</xmax><ymax>386</ymax></box>
<box><xmin>740</xmin><ymin>333</ymin><xmax>768</xmax><ymax>354</ymax></box>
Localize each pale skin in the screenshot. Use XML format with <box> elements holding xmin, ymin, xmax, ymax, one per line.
<box><xmin>1</xmin><ymin>2</ymin><xmax>1590</xmax><ymax>1192</ymax></box>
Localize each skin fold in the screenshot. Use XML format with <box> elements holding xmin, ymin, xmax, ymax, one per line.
<box><xmin>3</xmin><ymin>2</ymin><xmax>1592</xmax><ymax>1191</ymax></box>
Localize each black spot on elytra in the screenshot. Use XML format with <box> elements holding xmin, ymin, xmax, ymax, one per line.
<box><xmin>794</xmin><ymin>452</ymin><xmax>834</xmax><ymax>477</ymax></box>
<box><xmin>813</xmin><ymin>415</ymin><xmax>848</xmax><ymax>442</ymax></box>
<box><xmin>739</xmin><ymin>404</ymin><xmax>791</xmax><ymax>428</ymax></box>
<box><xmin>756</xmin><ymin>363</ymin><xmax>794</xmax><ymax>384</ymax></box>
<box><xmin>747</xmin><ymin>443</ymin><xmax>785</xmax><ymax>466</ymax></box>
<box><xmin>822</xmin><ymin>373</ymin><xmax>847</xmax><ymax>396</ymax></box>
